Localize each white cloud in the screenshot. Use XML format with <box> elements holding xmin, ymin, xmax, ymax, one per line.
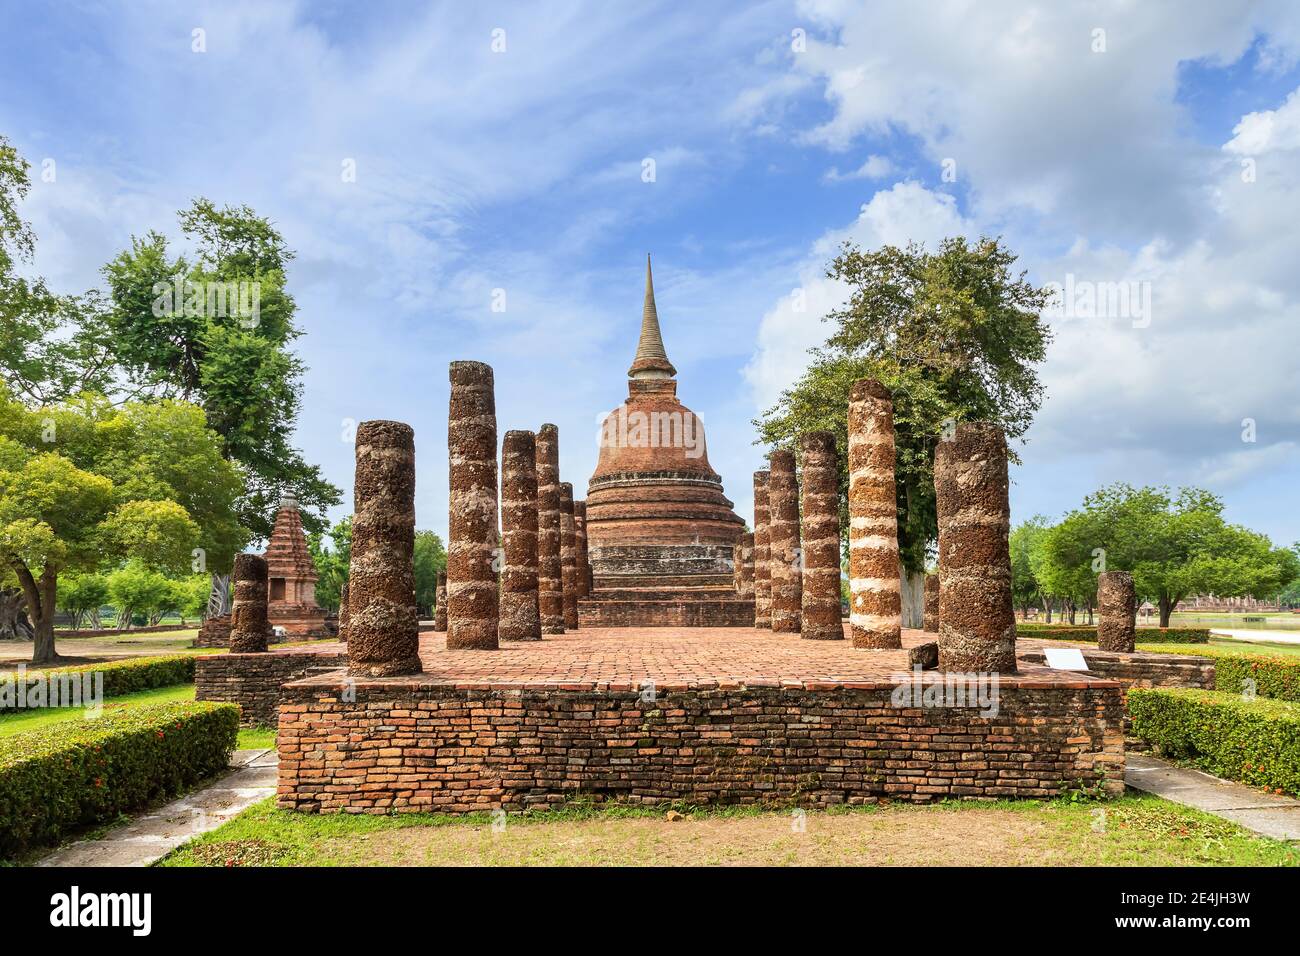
<box><xmin>823</xmin><ymin>154</ymin><xmax>893</xmax><ymax>182</ymax></box>
<box><xmin>1224</xmin><ymin>86</ymin><xmax>1300</xmax><ymax>154</ymax></box>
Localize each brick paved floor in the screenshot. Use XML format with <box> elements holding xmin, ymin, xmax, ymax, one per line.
<box><xmin>290</xmin><ymin>625</ymin><xmax>1122</xmax><ymax>692</ymax></box>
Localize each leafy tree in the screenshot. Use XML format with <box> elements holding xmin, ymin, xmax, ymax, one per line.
<box><xmin>0</xmin><ymin>386</ymin><xmax>242</xmax><ymax>661</ymax></box>
<box><xmin>107</xmin><ymin>563</ymin><xmax>175</xmax><ymax>629</ymax></box>
<box><xmin>757</xmin><ymin>237</ymin><xmax>1051</xmax><ymax>623</ymax></box>
<box><xmin>55</xmin><ymin>572</ymin><xmax>109</xmax><ymax>630</ymax></box>
<box><xmin>0</xmin><ymin>136</ymin><xmax>112</xmax><ymax>403</ymax></box>
<box><xmin>100</xmin><ymin>198</ymin><xmax>340</xmax><ymax>539</ymax></box>
<box><xmin>1010</xmin><ymin>516</ymin><xmax>1052</xmax><ymax>618</ymax></box>
<box><xmin>414</xmin><ymin>530</ymin><xmax>447</xmax><ymax>616</ymax></box>
<box><xmin>1040</xmin><ymin>484</ymin><xmax>1299</xmax><ymax>626</ymax></box>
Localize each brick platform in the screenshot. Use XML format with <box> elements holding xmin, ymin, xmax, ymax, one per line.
<box><xmin>1016</xmin><ymin>641</ymin><xmax>1214</xmax><ymax>690</ymax></box>
<box><xmin>196</xmin><ymin>645</ymin><xmax>345</xmax><ymax>727</ymax></box>
<box><xmin>276</xmin><ymin>627</ymin><xmax>1128</xmax><ymax>813</ymax></box>
<box><xmin>577</xmin><ymin>572</ymin><xmax>754</xmax><ymax>627</ymax></box>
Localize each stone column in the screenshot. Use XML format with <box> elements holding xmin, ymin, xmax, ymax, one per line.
<box><xmin>753</xmin><ymin>471</ymin><xmax>772</xmax><ymax>629</ymax></box>
<box><xmin>934</xmin><ymin>423</ymin><xmax>1015</xmax><ymax>672</ymax></box>
<box><xmin>923</xmin><ymin>573</ymin><xmax>939</xmax><ymax>633</ymax></box>
<box><xmin>800</xmin><ymin>431</ymin><xmax>843</xmax><ymax>641</ymax></box>
<box><xmin>733</xmin><ymin>531</ymin><xmax>754</xmax><ymax>599</ymax></box>
<box><xmin>768</xmin><ymin>450</ymin><xmax>802</xmax><ymax>633</ymax></box>
<box><xmin>338</xmin><ymin>579</ymin><xmax>350</xmax><ymax>642</ymax></box>
<box><xmin>1097</xmin><ymin>570</ymin><xmax>1137</xmax><ymax>653</ymax></box>
<box><xmin>559</xmin><ymin>481</ymin><xmax>579</xmax><ymax>630</ymax></box>
<box><xmin>433</xmin><ymin>572</ymin><xmax>447</xmax><ymax>632</ymax></box>
<box><xmin>535</xmin><ymin>424</ymin><xmax>565</xmax><ymax>633</ymax></box>
<box><xmin>447</xmin><ymin>361</ymin><xmax>499</xmax><ymax>651</ymax></box>
<box><xmin>228</xmin><ymin>553</ymin><xmax>270</xmax><ymax>653</ymax></box>
<box><xmin>847</xmin><ymin>379</ymin><xmax>902</xmax><ymax>649</ymax></box>
<box><xmin>499</xmin><ymin>429</ymin><xmax>542</xmax><ymax>642</ymax></box>
<box><xmin>574</xmin><ymin>500</ymin><xmax>591</xmax><ymax>599</ymax></box>
<box><xmin>348</xmin><ymin>420</ymin><xmax>422</xmax><ymax>676</ymax></box>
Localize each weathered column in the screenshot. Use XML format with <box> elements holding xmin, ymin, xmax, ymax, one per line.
<box><xmin>432</xmin><ymin>572</ymin><xmax>447</xmax><ymax>632</ymax></box>
<box><xmin>535</xmin><ymin>423</ymin><xmax>565</xmax><ymax>634</ymax></box>
<box><xmin>574</xmin><ymin>500</ymin><xmax>591</xmax><ymax>599</ymax></box>
<box><xmin>800</xmin><ymin>431</ymin><xmax>842</xmax><ymax>640</ymax></box>
<box><xmin>847</xmin><ymin>379</ymin><xmax>902</xmax><ymax>649</ymax></box>
<box><xmin>348</xmin><ymin>420</ymin><xmax>422</xmax><ymax>676</ymax></box>
<box><xmin>733</xmin><ymin>531</ymin><xmax>754</xmax><ymax>599</ymax></box>
<box><xmin>768</xmin><ymin>450</ymin><xmax>802</xmax><ymax>633</ymax></box>
<box><xmin>934</xmin><ymin>423</ymin><xmax>1015</xmax><ymax>672</ymax></box>
<box><xmin>559</xmin><ymin>481</ymin><xmax>579</xmax><ymax>630</ymax></box>
<box><xmin>337</xmin><ymin>579</ymin><xmax>349</xmax><ymax>642</ymax></box>
<box><xmin>753</xmin><ymin>471</ymin><xmax>771</xmax><ymax>628</ymax></box>
<box><xmin>499</xmin><ymin>429</ymin><xmax>542</xmax><ymax>642</ymax></box>
<box><xmin>1097</xmin><ymin>570</ymin><xmax>1137</xmax><ymax>653</ymax></box>
<box><xmin>923</xmin><ymin>573</ymin><xmax>939</xmax><ymax>633</ymax></box>
<box><xmin>228</xmin><ymin>553</ymin><xmax>270</xmax><ymax>653</ymax></box>
<box><xmin>447</xmin><ymin>361</ymin><xmax>499</xmax><ymax>651</ymax></box>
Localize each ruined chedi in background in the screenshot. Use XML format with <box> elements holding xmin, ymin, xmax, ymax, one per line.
<box><xmin>347</xmin><ymin>420</ymin><xmax>422</xmax><ymax>677</ymax></box>
<box><xmin>753</xmin><ymin>471</ymin><xmax>772</xmax><ymax>628</ymax></box>
<box><xmin>535</xmin><ymin>423</ymin><xmax>565</xmax><ymax>634</ymax></box>
<box><xmin>799</xmin><ymin>432</ymin><xmax>843</xmax><ymax>640</ymax></box>
<box><xmin>733</xmin><ymin>531</ymin><xmax>754</xmax><ymax>600</ymax></box>
<box><xmin>432</xmin><ymin>571</ymin><xmax>447</xmax><ymax>632</ymax></box>
<box><xmin>262</xmin><ymin>492</ymin><xmax>331</xmax><ymax>639</ymax></box>
<box><xmin>559</xmin><ymin>482</ymin><xmax>579</xmax><ymax>630</ymax></box>
<box><xmin>447</xmin><ymin>361</ymin><xmax>500</xmax><ymax>650</ymax></box>
<box><xmin>847</xmin><ymin>379</ymin><xmax>903</xmax><ymax>649</ymax></box>
<box><xmin>1096</xmin><ymin>570</ymin><xmax>1137</xmax><ymax>653</ymax></box>
<box><xmin>228</xmin><ymin>553</ymin><xmax>271</xmax><ymax>654</ymax></box>
<box><xmin>499</xmin><ymin>429</ymin><xmax>542</xmax><ymax>642</ymax></box>
<box><xmin>934</xmin><ymin>423</ymin><xmax>1016</xmax><ymax>672</ymax></box>
<box><xmin>768</xmin><ymin>450</ymin><xmax>802</xmax><ymax>633</ymax></box>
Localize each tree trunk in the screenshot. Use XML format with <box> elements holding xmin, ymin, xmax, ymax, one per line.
<box><xmin>20</xmin><ymin>564</ymin><xmax>62</xmax><ymax>665</ymax></box>
<box><xmin>0</xmin><ymin>587</ymin><xmax>34</xmax><ymax>640</ymax></box>
<box><xmin>899</xmin><ymin>563</ymin><xmax>925</xmax><ymax>629</ymax></box>
<box><xmin>1158</xmin><ymin>594</ymin><xmax>1172</xmax><ymax>628</ymax></box>
<box><xmin>1067</xmin><ymin>600</ymin><xmax>1076</xmax><ymax>624</ymax></box>
<box><xmin>1042</xmin><ymin>597</ymin><xmax>1052</xmax><ymax>623</ymax></box>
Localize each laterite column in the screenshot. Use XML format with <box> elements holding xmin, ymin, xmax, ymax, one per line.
<box><xmin>753</xmin><ymin>471</ymin><xmax>771</xmax><ymax>628</ymax></box>
<box><xmin>1097</xmin><ymin>570</ymin><xmax>1137</xmax><ymax>653</ymax></box>
<box><xmin>229</xmin><ymin>553</ymin><xmax>270</xmax><ymax>653</ymax></box>
<box><xmin>574</xmin><ymin>500</ymin><xmax>591</xmax><ymax>599</ymax></box>
<box><xmin>847</xmin><ymin>379</ymin><xmax>902</xmax><ymax>649</ymax></box>
<box><xmin>768</xmin><ymin>450</ymin><xmax>802</xmax><ymax>633</ymax></box>
<box><xmin>433</xmin><ymin>572</ymin><xmax>447</xmax><ymax>632</ymax></box>
<box><xmin>499</xmin><ymin>429</ymin><xmax>542</xmax><ymax>642</ymax></box>
<box><xmin>535</xmin><ymin>424</ymin><xmax>565</xmax><ymax>633</ymax></box>
<box><xmin>923</xmin><ymin>573</ymin><xmax>939</xmax><ymax>633</ymax></box>
<box><xmin>447</xmin><ymin>361</ymin><xmax>499</xmax><ymax>650</ymax></box>
<box><xmin>733</xmin><ymin>531</ymin><xmax>754</xmax><ymax>599</ymax></box>
<box><xmin>934</xmin><ymin>423</ymin><xmax>1015</xmax><ymax>672</ymax></box>
<box><xmin>347</xmin><ymin>420</ymin><xmax>422</xmax><ymax>676</ymax></box>
<box><xmin>559</xmin><ymin>482</ymin><xmax>579</xmax><ymax>630</ymax></box>
<box><xmin>800</xmin><ymin>431</ymin><xmax>842</xmax><ymax>640</ymax></box>
<box><xmin>338</xmin><ymin>579</ymin><xmax>349</xmax><ymax>642</ymax></box>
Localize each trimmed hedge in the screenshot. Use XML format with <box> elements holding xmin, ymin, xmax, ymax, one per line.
<box><xmin>1016</xmin><ymin>623</ymin><xmax>1209</xmax><ymax>644</ymax></box>
<box><xmin>1128</xmin><ymin>688</ymin><xmax>1300</xmax><ymax>797</ymax></box>
<box><xmin>1</xmin><ymin>655</ymin><xmax>196</xmax><ymax>713</ymax></box>
<box><xmin>1212</xmin><ymin>653</ymin><xmax>1300</xmax><ymax>703</ymax></box>
<box><xmin>0</xmin><ymin>701</ymin><xmax>238</xmax><ymax>857</ymax></box>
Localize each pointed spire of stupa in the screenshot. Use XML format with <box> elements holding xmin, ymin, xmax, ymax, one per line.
<box><xmin>629</xmin><ymin>254</ymin><xmax>677</xmax><ymax>379</ymax></box>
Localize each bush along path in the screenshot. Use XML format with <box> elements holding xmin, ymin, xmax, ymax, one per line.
<box><xmin>36</xmin><ymin>747</ymin><xmax>276</xmax><ymax>867</ymax></box>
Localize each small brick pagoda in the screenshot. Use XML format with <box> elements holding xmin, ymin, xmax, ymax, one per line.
<box><xmin>262</xmin><ymin>492</ymin><xmax>331</xmax><ymax>639</ymax></box>
<box><xmin>580</xmin><ymin>257</ymin><xmax>751</xmax><ymax>626</ymax></box>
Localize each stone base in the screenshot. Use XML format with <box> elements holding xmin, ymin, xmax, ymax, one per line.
<box><xmin>276</xmin><ymin>628</ymin><xmax>1126</xmax><ymax>814</ymax></box>
<box><xmin>589</xmin><ymin>544</ymin><xmax>735</xmax><ymax>577</ymax></box>
<box><xmin>268</xmin><ymin>603</ymin><xmax>333</xmax><ymax>640</ymax></box>
<box><xmin>195</xmin><ymin>614</ymin><xmax>232</xmax><ymax>648</ymax></box>
<box><xmin>195</xmin><ymin>645</ymin><xmax>345</xmax><ymax>726</ymax></box>
<box><xmin>579</xmin><ymin>573</ymin><xmax>753</xmax><ymax>627</ymax></box>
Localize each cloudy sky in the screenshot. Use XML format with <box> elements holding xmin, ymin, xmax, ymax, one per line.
<box><xmin>3</xmin><ymin>0</ymin><xmax>1300</xmax><ymax>547</ymax></box>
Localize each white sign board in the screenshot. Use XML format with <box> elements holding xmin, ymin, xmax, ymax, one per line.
<box><xmin>1043</xmin><ymin>647</ymin><xmax>1090</xmax><ymax>671</ymax></box>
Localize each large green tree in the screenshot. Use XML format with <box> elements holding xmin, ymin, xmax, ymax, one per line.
<box><xmin>0</xmin><ymin>387</ymin><xmax>244</xmax><ymax>662</ymax></box>
<box><xmin>1039</xmin><ymin>484</ymin><xmax>1299</xmax><ymax>627</ymax></box>
<box><xmin>757</xmin><ymin>237</ymin><xmax>1052</xmax><ymax>623</ymax></box>
<box><xmin>100</xmin><ymin>198</ymin><xmax>340</xmax><ymax>540</ymax></box>
<box><xmin>414</xmin><ymin>530</ymin><xmax>447</xmax><ymax>616</ymax></box>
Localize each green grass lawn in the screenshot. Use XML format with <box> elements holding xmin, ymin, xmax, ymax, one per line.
<box><xmin>0</xmin><ymin>683</ymin><xmax>271</xmax><ymax>750</ymax></box>
<box><xmin>159</xmin><ymin>793</ymin><xmax>1300</xmax><ymax>867</ymax></box>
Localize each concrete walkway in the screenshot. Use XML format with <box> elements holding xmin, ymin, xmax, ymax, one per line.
<box><xmin>1126</xmin><ymin>753</ymin><xmax>1300</xmax><ymax>841</ymax></box>
<box><xmin>37</xmin><ymin>748</ymin><xmax>277</xmax><ymax>867</ymax></box>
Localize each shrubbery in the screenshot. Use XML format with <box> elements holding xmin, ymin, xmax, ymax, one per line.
<box><xmin>0</xmin><ymin>655</ymin><xmax>196</xmax><ymax>713</ymax></box>
<box><xmin>1213</xmin><ymin>654</ymin><xmax>1300</xmax><ymax>703</ymax></box>
<box><xmin>0</xmin><ymin>701</ymin><xmax>238</xmax><ymax>857</ymax></box>
<box><xmin>1015</xmin><ymin>622</ymin><xmax>1209</xmax><ymax>644</ymax></box>
<box><xmin>1128</xmin><ymin>688</ymin><xmax>1300</xmax><ymax>797</ymax></box>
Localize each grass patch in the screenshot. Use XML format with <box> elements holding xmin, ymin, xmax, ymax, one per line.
<box><xmin>237</xmin><ymin>726</ymin><xmax>276</xmax><ymax>750</ymax></box>
<box><xmin>159</xmin><ymin>793</ymin><xmax>1300</xmax><ymax>867</ymax></box>
<box><xmin>0</xmin><ymin>684</ymin><xmax>196</xmax><ymax>737</ymax></box>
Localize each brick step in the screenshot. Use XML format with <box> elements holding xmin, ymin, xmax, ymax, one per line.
<box><xmin>593</xmin><ymin>573</ymin><xmax>734</xmax><ymax>589</ymax></box>
<box><xmin>589</xmin><ymin>586</ymin><xmax>739</xmax><ymax>602</ymax></box>
<box><xmin>578</xmin><ymin>598</ymin><xmax>755</xmax><ymax>628</ymax></box>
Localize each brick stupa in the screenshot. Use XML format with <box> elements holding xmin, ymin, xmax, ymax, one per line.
<box><xmin>262</xmin><ymin>492</ymin><xmax>331</xmax><ymax>639</ymax></box>
<box><xmin>580</xmin><ymin>257</ymin><xmax>751</xmax><ymax>627</ymax></box>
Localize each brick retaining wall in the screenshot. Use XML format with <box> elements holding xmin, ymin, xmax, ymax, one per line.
<box><xmin>277</xmin><ymin>679</ymin><xmax>1125</xmax><ymax>813</ymax></box>
<box><xmin>196</xmin><ymin>649</ymin><xmax>345</xmax><ymax>727</ymax></box>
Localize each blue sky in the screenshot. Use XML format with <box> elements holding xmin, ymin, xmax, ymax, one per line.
<box><xmin>3</xmin><ymin>1</ymin><xmax>1300</xmax><ymax>548</ymax></box>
